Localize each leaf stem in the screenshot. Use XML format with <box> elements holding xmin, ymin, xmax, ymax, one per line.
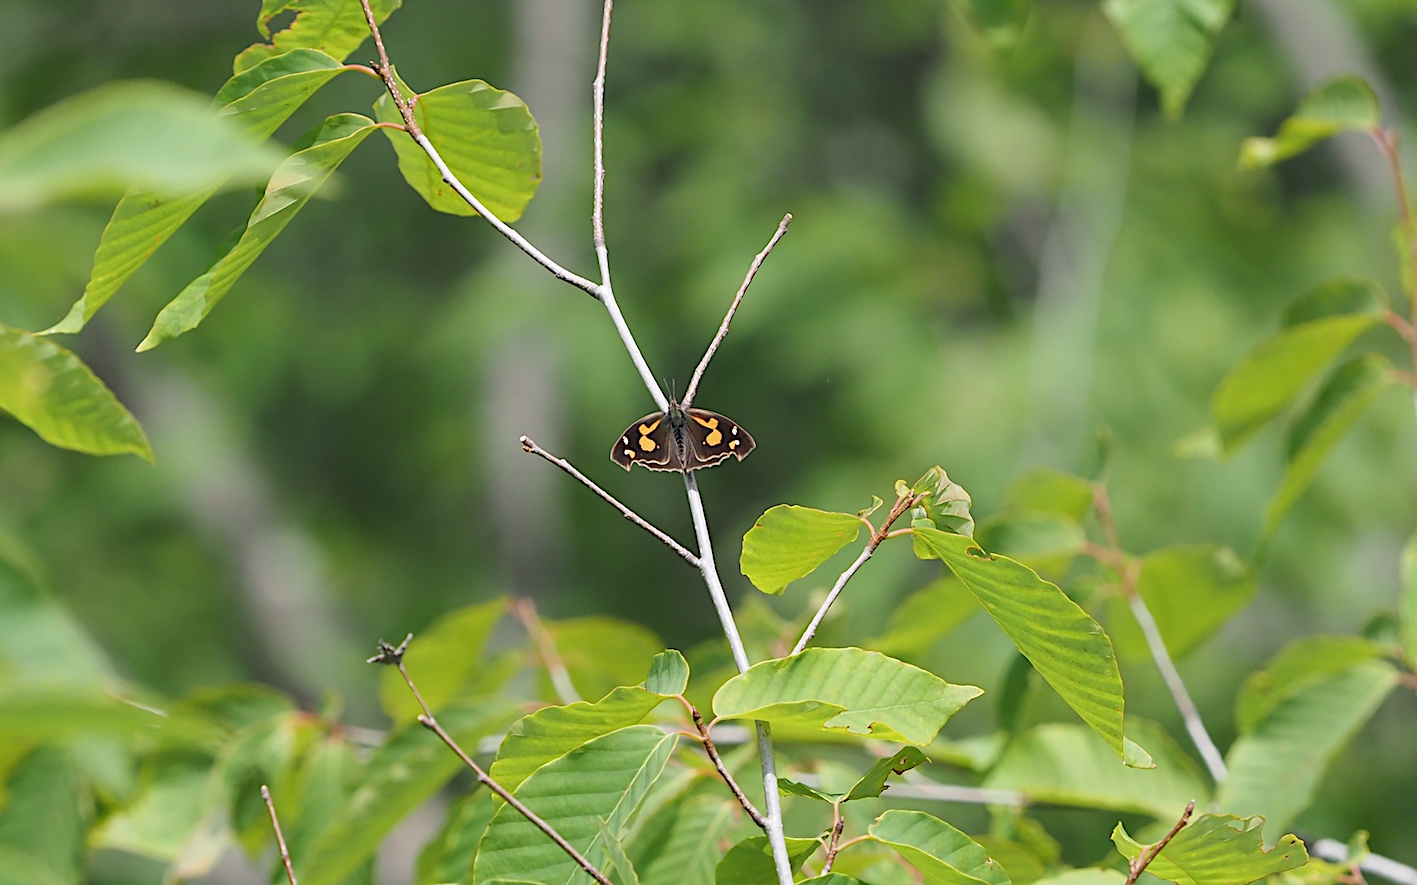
<box><xmin>510</xmin><ymin>597</ymin><xmax>581</xmax><ymax>704</ymax></box>
<box><xmin>821</xmin><ymin>807</ymin><xmax>846</xmax><ymax>875</ymax></box>
<box><xmin>1371</xmin><ymin>127</ymin><xmax>1417</xmax><ymax>310</ymax></box>
<box><xmin>684</xmin><ymin>699</ymin><xmax>767</xmax><ymax>828</ymax></box>
<box><xmin>682</xmin><ymin>214</ymin><xmax>793</xmax><ymax>408</ymax></box>
<box><xmin>1124</xmin><ymin>800</ymin><xmax>1194</xmax><ymax>885</ymax></box>
<box><xmin>261</xmin><ymin>785</ymin><xmax>299</xmax><ymax>885</ymax></box>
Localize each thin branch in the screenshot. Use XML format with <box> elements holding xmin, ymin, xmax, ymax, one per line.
<box><xmin>1091</xmin><ymin>484</ymin><xmax>1229</xmax><ymax>784</ymax></box>
<box><xmin>1125</xmin><ymin>801</ymin><xmax>1195</xmax><ymax>885</ymax></box>
<box><xmin>1371</xmin><ymin>128</ymin><xmax>1417</xmax><ymax>308</ymax></box>
<box><xmin>592</xmin><ymin>0</ymin><xmax>613</xmax><ymax>288</ymax></box>
<box><xmin>369</xmin><ymin>638</ymin><xmax>615</xmax><ymax>885</ymax></box>
<box><xmin>821</xmin><ymin>808</ymin><xmax>846</xmax><ymax>876</ymax></box>
<box><xmin>356</xmin><ymin>0</ymin><xmax>603</xmax><ymax>299</ymax></box>
<box><xmin>521</xmin><ymin>436</ymin><xmax>699</xmax><ymax>567</ymax></box>
<box><xmin>685</xmin><ymin>700</ymin><xmax>766</xmax><ymax>828</ymax></box>
<box><xmin>682</xmin><ymin>473</ymin><xmax>793</xmax><ymax>885</ymax></box>
<box><xmin>511</xmin><ymin>597</ymin><xmax>581</xmax><ymax>704</ymax></box>
<box><xmin>792</xmin><ymin>491</ymin><xmax>920</xmax><ymax>655</ymax></box>
<box><xmin>261</xmin><ymin>785</ymin><xmax>299</xmax><ymax>885</ymax></box>
<box><xmin>682</xmin><ymin>214</ymin><xmax>793</xmax><ymax>408</ymax></box>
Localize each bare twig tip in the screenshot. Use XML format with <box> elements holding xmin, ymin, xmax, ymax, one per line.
<box><xmin>367</xmin><ymin>633</ymin><xmax>413</xmax><ymax>665</ymax></box>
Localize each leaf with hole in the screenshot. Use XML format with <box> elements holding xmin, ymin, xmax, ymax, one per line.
<box><xmin>1112</xmin><ymin>814</ymin><xmax>1307</xmax><ymax>885</ymax></box>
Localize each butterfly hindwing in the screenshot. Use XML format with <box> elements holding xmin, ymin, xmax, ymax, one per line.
<box><xmin>682</xmin><ymin>408</ymin><xmax>754</xmax><ymax>469</ymax></box>
<box><xmin>611</xmin><ymin>411</ymin><xmax>676</xmax><ymax>471</ymax></box>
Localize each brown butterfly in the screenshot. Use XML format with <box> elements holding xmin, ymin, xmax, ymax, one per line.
<box><xmin>611</xmin><ymin>399</ymin><xmax>755</xmax><ymax>472</ymax></box>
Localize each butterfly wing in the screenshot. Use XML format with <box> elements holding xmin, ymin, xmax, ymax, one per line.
<box><xmin>611</xmin><ymin>410</ymin><xmax>678</xmax><ymax>471</ymax></box>
<box><xmin>682</xmin><ymin>408</ymin><xmax>755</xmax><ymax>470</ymax></box>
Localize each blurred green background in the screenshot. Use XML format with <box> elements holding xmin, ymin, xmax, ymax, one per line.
<box><xmin>1</xmin><ymin>0</ymin><xmax>1416</xmax><ymax>872</ymax></box>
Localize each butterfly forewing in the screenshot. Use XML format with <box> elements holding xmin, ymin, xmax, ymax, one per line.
<box><xmin>610</xmin><ymin>404</ymin><xmax>754</xmax><ymax>472</ymax></box>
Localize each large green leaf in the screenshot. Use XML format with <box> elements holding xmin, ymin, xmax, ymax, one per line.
<box><xmin>488</xmin><ymin>686</ymin><xmax>671</xmax><ymax>797</ymax></box>
<box><xmin>982</xmin><ymin>721</ymin><xmax>1208</xmax><ymax>819</ymax></box>
<box><xmin>1240</xmin><ymin>75</ymin><xmax>1381</xmax><ymax>169</ymax></box>
<box><xmin>912</xmin><ymin>528</ymin><xmax>1127</xmax><ymax>759</ymax></box>
<box><xmin>740</xmin><ymin>505</ymin><xmax>864</xmax><ymax>595</ymax></box>
<box><xmin>868</xmin><ymin>810</ymin><xmax>1009</xmax><ymax>885</ymax></box>
<box><xmin>1233</xmin><ymin>634</ymin><xmax>1390</xmax><ymax>734</ymax></box>
<box><xmin>137</xmin><ymin>113</ymin><xmax>377</xmax><ymax>350</ymax></box>
<box><xmin>713</xmin><ymin>836</ymin><xmax>821</xmax><ymax>885</ymax></box>
<box><xmin>1403</xmin><ymin>529</ymin><xmax>1417</xmax><ymax>667</ymax></box>
<box><xmin>473</xmin><ymin>725</ymin><xmax>677</xmax><ymax>885</ymax></box>
<box><xmin>48</xmin><ymin>49</ymin><xmax>348</xmax><ymax>335</ymax></box>
<box><xmin>1263</xmin><ymin>355</ymin><xmax>1394</xmax><ymax>538</ymax></box>
<box><xmin>89</xmin><ymin>754</ymin><xmax>224</xmax><ymax>875</ymax></box>
<box><xmin>1032</xmin><ymin>872</ymin><xmax>1126</xmax><ymax>885</ymax></box>
<box><xmin>0</xmin><ymin>324</ymin><xmax>151</xmax><ymax>460</ymax></box>
<box><xmin>298</xmin><ymin>701</ymin><xmax>519</xmax><ymax>885</ymax></box>
<box><xmin>236</xmin><ymin>0</ymin><xmax>402</xmax><ymax>72</ymax></box>
<box><xmin>1210</xmin><ymin>279</ymin><xmax>1384</xmax><ymax>453</ymax></box>
<box><xmin>1107</xmin><ymin>545</ymin><xmax>1254</xmax><ymax>662</ymax></box>
<box><xmin>1102</xmin><ymin>0</ymin><xmax>1235</xmax><ymax>118</ymax></box>
<box><xmin>1219</xmin><ymin>661</ymin><xmax>1397</xmax><ymax>841</ymax></box>
<box><xmin>712</xmin><ymin>647</ymin><xmax>981</xmax><ymax>746</ymax></box>
<box><xmin>0</xmin><ymin>748</ymin><xmax>84</xmax><ymax>885</ymax></box>
<box><xmin>0</xmin><ymin>535</ymin><xmax>113</xmax><ymax>687</ymax></box>
<box><xmin>1111</xmin><ymin>814</ymin><xmax>1307</xmax><ymax>885</ymax></box>
<box><xmin>639</xmin><ymin>795</ymin><xmax>739</xmax><ymax>885</ymax></box>
<box><xmin>0</xmin><ymin>81</ymin><xmax>280</xmax><ymax>214</ymax></box>
<box><xmin>0</xmin><ymin>686</ymin><xmax>211</xmax><ymax>743</ymax></box>
<box><xmin>378</xmin><ymin>598</ymin><xmax>507</xmax><ymax>720</ymax></box>
<box><xmin>374</xmin><ymin>79</ymin><xmax>541</xmax><ymax>222</ymax></box>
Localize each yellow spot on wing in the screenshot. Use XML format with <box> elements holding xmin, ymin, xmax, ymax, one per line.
<box><xmin>705</xmin><ymin>428</ymin><xmax>722</xmax><ymax>446</ymax></box>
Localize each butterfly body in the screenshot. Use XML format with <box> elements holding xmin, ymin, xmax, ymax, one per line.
<box><xmin>611</xmin><ymin>400</ymin><xmax>755</xmax><ymax>472</ymax></box>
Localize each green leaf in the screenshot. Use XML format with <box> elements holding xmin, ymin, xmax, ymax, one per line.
<box><xmin>1219</xmin><ymin>661</ymin><xmax>1398</xmax><ymax>840</ymax></box>
<box><xmin>714</xmin><ymin>836</ymin><xmax>821</xmax><ymax>885</ymax></box>
<box><xmin>914</xmin><ymin>468</ymin><xmax>976</xmax><ymax>538</ymax></box>
<box><xmin>982</xmin><ymin>721</ymin><xmax>1209</xmax><ymax>819</ymax></box>
<box><xmin>1403</xmin><ymin>529</ymin><xmax>1417</xmax><ymax>667</ymax></box>
<box><xmin>298</xmin><ymin>701</ymin><xmax>519</xmax><ymax>885</ymax></box>
<box><xmin>1210</xmin><ymin>279</ymin><xmax>1384</xmax><ymax>453</ymax></box>
<box><xmin>949</xmin><ymin>0</ymin><xmax>1032</xmax><ymax>45</ymax></box>
<box><xmin>800</xmin><ymin>876</ymin><xmax>868</xmax><ymax>885</ymax></box>
<box><xmin>0</xmin><ymin>324</ymin><xmax>151</xmax><ymax>461</ymax></box>
<box><xmin>473</xmin><ymin>725</ymin><xmax>677</xmax><ymax>885</ymax></box>
<box><xmin>1233</xmin><ymin>634</ymin><xmax>1390</xmax><ymax>734</ymax></box>
<box><xmin>778</xmin><ymin>777</ymin><xmax>840</xmax><ymax>803</ymax></box>
<box><xmin>238</xmin><ymin>0</ymin><xmax>402</xmax><ymax>71</ymax></box>
<box><xmin>1240</xmin><ymin>75</ymin><xmax>1381</xmax><ymax>169</ymax></box>
<box><xmin>418</xmin><ymin>791</ymin><xmax>494</xmax><ymax>885</ymax></box>
<box><xmin>645</xmin><ymin>650</ymin><xmax>690</xmax><ymax>696</ymax></box>
<box><xmin>974</xmin><ymin>514</ymin><xmax>1085</xmax><ymax>578</ymax></box>
<box><xmin>0</xmin><ymin>81</ymin><xmax>281</xmax><ymax>214</ymax></box>
<box><xmin>872</xmin><ymin>578</ymin><xmax>979</xmax><ymax>659</ymax></box>
<box><xmin>137</xmin><ymin>113</ymin><xmax>377</xmax><ymax>351</ymax></box>
<box><xmin>1263</xmin><ymin>355</ymin><xmax>1394</xmax><ymax>537</ymax></box>
<box><xmin>378</xmin><ymin>598</ymin><xmax>507</xmax><ymax>720</ymax></box>
<box><xmin>1106</xmin><ymin>545</ymin><xmax>1254</xmax><ymax>662</ymax></box>
<box><xmin>740</xmin><ymin>505</ymin><xmax>864</xmax><ymax>595</ymax></box>
<box><xmin>1032</xmin><ymin>871</ymin><xmax>1126</xmax><ymax>885</ymax></box>
<box><xmin>639</xmin><ymin>795</ymin><xmax>739</xmax><ymax>885</ymax></box>
<box><xmin>547</xmin><ymin>617</ymin><xmax>665</xmax><ymax>702</ymax></box>
<box><xmin>912</xmin><ymin>528</ymin><xmax>1127</xmax><ymax>759</ymax></box>
<box><xmin>374</xmin><ymin>78</ymin><xmax>541</xmax><ymax>222</ymax></box>
<box><xmin>599</xmin><ymin>817</ymin><xmax>643</xmax><ymax>885</ymax></box>
<box><xmin>286</xmin><ymin>734</ymin><xmax>359</xmax><ymax>861</ymax></box>
<box><xmin>1111</xmin><ymin>814</ymin><xmax>1307</xmax><ymax>885</ymax></box>
<box><xmin>0</xmin><ymin>533</ymin><xmax>113</xmax><ymax>687</ymax></box>
<box><xmin>844</xmin><ymin>746</ymin><xmax>930</xmax><ymax>801</ymax></box>
<box><xmin>712</xmin><ymin>647</ymin><xmax>982</xmax><ymax>746</ymax></box>
<box><xmin>89</xmin><ymin>754</ymin><xmax>224</xmax><ymax>874</ymax></box>
<box><xmin>488</xmin><ymin>685</ymin><xmax>669</xmax><ymax>797</ymax></box>
<box><xmin>0</xmin><ymin>748</ymin><xmax>84</xmax><ymax>885</ymax></box>
<box><xmin>1102</xmin><ymin>0</ymin><xmax>1235</xmax><ymax>118</ymax></box>
<box><xmin>868</xmin><ymin>809</ymin><xmax>1009</xmax><ymax>885</ymax></box>
<box><xmin>0</xmin><ymin>686</ymin><xmax>212</xmax><ymax>743</ymax></box>
<box><xmin>47</xmin><ymin>49</ymin><xmax>348</xmax><ymax>335</ymax></box>
<box><xmin>1002</xmin><ymin>468</ymin><xmax>1094</xmax><ymax>522</ymax></box>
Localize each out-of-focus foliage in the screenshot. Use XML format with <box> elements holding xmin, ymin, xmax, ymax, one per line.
<box><xmin>2</xmin><ymin>0</ymin><xmax>1417</xmax><ymax>882</ymax></box>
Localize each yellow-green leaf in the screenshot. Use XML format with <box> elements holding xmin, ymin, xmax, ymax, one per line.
<box><xmin>1111</xmin><ymin>814</ymin><xmax>1307</xmax><ymax>885</ymax></box>
<box><xmin>1240</xmin><ymin>75</ymin><xmax>1381</xmax><ymax>169</ymax></box>
<box><xmin>740</xmin><ymin>505</ymin><xmax>864</xmax><ymax>595</ymax></box>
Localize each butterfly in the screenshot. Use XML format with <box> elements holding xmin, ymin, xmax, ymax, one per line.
<box><xmin>611</xmin><ymin>398</ymin><xmax>755</xmax><ymax>472</ymax></box>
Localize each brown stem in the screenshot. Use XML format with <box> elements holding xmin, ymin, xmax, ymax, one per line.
<box><xmin>686</xmin><ymin>701</ymin><xmax>767</xmax><ymax>829</ymax></box>
<box><xmin>356</xmin><ymin>0</ymin><xmax>421</xmax><ymax>138</ymax></box>
<box><xmin>1125</xmin><ymin>801</ymin><xmax>1195</xmax><ymax>885</ymax></box>
<box><xmin>510</xmin><ymin>597</ymin><xmax>581</xmax><ymax>704</ymax></box>
<box><xmin>368</xmin><ymin>639</ymin><xmax>615</xmax><ymax>885</ymax></box>
<box><xmin>821</xmin><ymin>806</ymin><xmax>846</xmax><ymax>875</ymax></box>
<box><xmin>1372</xmin><ymin>127</ymin><xmax>1417</xmax><ymax>308</ymax></box>
<box><xmin>521</xmin><ymin>436</ymin><xmax>700</xmax><ymax>567</ymax></box>
<box><xmin>261</xmin><ymin>785</ymin><xmax>299</xmax><ymax>885</ymax></box>
<box><xmin>681</xmin><ymin>214</ymin><xmax>793</xmax><ymax>408</ymax></box>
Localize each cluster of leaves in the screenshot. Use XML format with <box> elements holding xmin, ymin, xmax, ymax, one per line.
<box><xmin>3</xmin><ymin>1</ymin><xmax>1417</xmax><ymax>884</ymax></box>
